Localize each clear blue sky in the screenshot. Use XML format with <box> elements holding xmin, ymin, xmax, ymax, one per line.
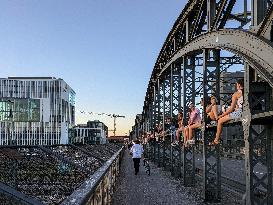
<box><xmin>0</xmin><ymin>0</ymin><xmax>187</xmax><ymax>135</ymax></box>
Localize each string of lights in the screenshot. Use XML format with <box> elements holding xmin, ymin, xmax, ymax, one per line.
<box><xmin>76</xmin><ymin>110</ymin><xmax>125</xmax><ymax>137</ymax></box>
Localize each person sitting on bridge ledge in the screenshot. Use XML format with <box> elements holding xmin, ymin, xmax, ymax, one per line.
<box><xmin>154</xmin><ymin>124</ymin><xmax>163</xmax><ymax>141</ymax></box>
<box><xmin>211</xmin><ymin>79</ymin><xmax>244</xmax><ymax>145</ymax></box>
<box><xmin>184</xmin><ymin>103</ymin><xmax>202</xmax><ymax>146</ymax></box>
<box><xmin>164</xmin><ymin>116</ymin><xmax>176</xmax><ymax>141</ymax></box>
<box><xmin>206</xmin><ymin>95</ymin><xmax>222</xmax><ymax>126</ymax></box>
<box><xmin>172</xmin><ymin>111</ymin><xmax>184</xmax><ymax>146</ymax></box>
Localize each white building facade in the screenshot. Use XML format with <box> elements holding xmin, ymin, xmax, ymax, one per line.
<box><xmin>70</xmin><ymin>121</ymin><xmax>108</xmax><ymax>144</ymax></box>
<box><xmin>0</xmin><ymin>77</ymin><xmax>75</xmax><ymax>145</ymax></box>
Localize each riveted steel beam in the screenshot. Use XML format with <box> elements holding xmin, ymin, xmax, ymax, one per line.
<box><xmin>158</xmin><ymin>29</ymin><xmax>273</xmax><ymax>87</ymax></box>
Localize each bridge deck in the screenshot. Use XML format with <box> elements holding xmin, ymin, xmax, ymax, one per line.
<box><xmin>111</xmin><ymin>150</ymin><xmax>204</xmax><ymax>205</ymax></box>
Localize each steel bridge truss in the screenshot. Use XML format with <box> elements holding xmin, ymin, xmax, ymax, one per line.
<box><xmin>137</xmin><ymin>0</ymin><xmax>273</xmax><ymax>204</ymax></box>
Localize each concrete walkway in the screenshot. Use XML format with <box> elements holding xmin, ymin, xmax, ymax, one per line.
<box><xmin>111</xmin><ymin>150</ymin><xmax>204</xmax><ymax>205</ymax></box>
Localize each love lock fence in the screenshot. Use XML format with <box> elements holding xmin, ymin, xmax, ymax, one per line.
<box><xmin>0</xmin><ymin>144</ymin><xmax>124</xmax><ymax>205</ymax></box>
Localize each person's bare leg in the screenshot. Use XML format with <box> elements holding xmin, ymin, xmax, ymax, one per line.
<box><xmin>189</xmin><ymin>123</ymin><xmax>201</xmax><ymax>140</ymax></box>
<box><xmin>184</xmin><ymin>127</ymin><xmax>189</xmax><ymax>144</ymax></box>
<box><xmin>214</xmin><ymin>115</ymin><xmax>230</xmax><ymax>143</ymax></box>
<box><xmin>188</xmin><ymin>125</ymin><xmax>193</xmax><ymax>140</ymax></box>
<box><xmin>176</xmin><ymin>129</ymin><xmax>180</xmax><ymax>141</ymax></box>
<box><xmin>212</xmin><ymin>105</ymin><xmax>218</xmax><ymax>120</ymax></box>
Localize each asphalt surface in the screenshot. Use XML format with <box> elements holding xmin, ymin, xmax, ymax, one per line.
<box><xmin>111</xmin><ymin>150</ymin><xmax>204</xmax><ymax>205</ymax></box>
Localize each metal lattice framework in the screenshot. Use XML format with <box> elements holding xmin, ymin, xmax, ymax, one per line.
<box><xmin>135</xmin><ymin>0</ymin><xmax>273</xmax><ymax>204</ymax></box>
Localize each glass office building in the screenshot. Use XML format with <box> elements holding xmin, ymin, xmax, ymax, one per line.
<box><xmin>0</xmin><ymin>77</ymin><xmax>75</xmax><ymax>145</ymax></box>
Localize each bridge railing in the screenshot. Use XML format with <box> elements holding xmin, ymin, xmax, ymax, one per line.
<box><xmin>61</xmin><ymin>146</ymin><xmax>124</xmax><ymax>205</ymax></box>
<box><xmin>143</xmin><ymin>138</ymin><xmax>246</xmax><ymax>195</ymax></box>
<box><xmin>0</xmin><ymin>144</ymin><xmax>124</xmax><ymax>205</ymax></box>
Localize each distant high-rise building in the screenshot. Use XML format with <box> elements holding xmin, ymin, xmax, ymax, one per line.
<box><xmin>0</xmin><ymin>77</ymin><xmax>75</xmax><ymax>145</ymax></box>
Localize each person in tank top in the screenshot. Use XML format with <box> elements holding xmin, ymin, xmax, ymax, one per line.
<box><xmin>211</xmin><ymin>79</ymin><xmax>244</xmax><ymax>145</ymax></box>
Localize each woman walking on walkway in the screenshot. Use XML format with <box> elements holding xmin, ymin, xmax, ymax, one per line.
<box><xmin>130</xmin><ymin>139</ymin><xmax>144</xmax><ymax>175</ymax></box>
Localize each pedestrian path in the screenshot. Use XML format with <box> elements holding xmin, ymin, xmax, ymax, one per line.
<box><xmin>111</xmin><ymin>150</ymin><xmax>204</xmax><ymax>205</ymax></box>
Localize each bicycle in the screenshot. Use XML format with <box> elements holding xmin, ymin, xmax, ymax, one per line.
<box><xmin>143</xmin><ymin>157</ymin><xmax>151</xmax><ymax>176</ymax></box>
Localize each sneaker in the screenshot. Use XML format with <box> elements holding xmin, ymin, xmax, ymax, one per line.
<box><xmin>210</xmin><ymin>121</ymin><xmax>217</xmax><ymax>126</ymax></box>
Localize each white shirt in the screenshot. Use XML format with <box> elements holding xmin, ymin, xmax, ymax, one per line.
<box><xmin>130</xmin><ymin>144</ymin><xmax>144</xmax><ymax>158</ymax></box>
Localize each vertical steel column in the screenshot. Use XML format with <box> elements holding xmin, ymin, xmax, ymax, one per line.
<box><xmin>170</xmin><ymin>66</ymin><xmax>174</xmax><ymax>117</ymax></box>
<box><xmin>157</xmin><ymin>78</ymin><xmax>165</xmax><ymax>130</ymax></box>
<box><xmin>158</xmin><ymin>79</ymin><xmax>164</xmax><ymax>127</ymax></box>
<box><xmin>163</xmin><ymin>70</ymin><xmax>172</xmax><ymax>119</ymax></box>
<box><xmin>251</xmin><ymin>0</ymin><xmax>267</xmax><ymax>26</ymax></box>
<box><xmin>202</xmin><ymin>49</ymin><xmax>221</xmax><ymax>202</ymax></box>
<box><xmin>183</xmin><ymin>56</ymin><xmax>196</xmax><ymax>118</ymax></box>
<box><xmin>149</xmin><ymin>101</ymin><xmax>153</xmax><ymax>132</ymax></box>
<box><xmin>243</xmin><ymin>64</ymin><xmax>273</xmax><ymax>205</ymax></box>
<box><xmin>152</xmin><ymin>86</ymin><xmax>157</xmax><ymax>131</ymax></box>
<box><xmin>154</xmin><ymin>84</ymin><xmax>160</xmax><ymax>127</ymax></box>
<box><xmin>182</xmin><ymin>55</ymin><xmax>196</xmax><ymax>186</ymax></box>
<box><xmin>172</xmin><ymin>61</ymin><xmax>183</xmax><ymax>115</ymax></box>
<box><xmin>144</xmin><ymin>111</ymin><xmax>147</xmax><ymax>135</ymax></box>
<box><xmin>207</xmin><ymin>0</ymin><xmax>216</xmax><ymax>31</ymax></box>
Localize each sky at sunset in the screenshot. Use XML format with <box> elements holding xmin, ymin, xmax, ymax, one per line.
<box><xmin>0</xmin><ymin>0</ymin><xmax>187</xmax><ymax>136</ymax></box>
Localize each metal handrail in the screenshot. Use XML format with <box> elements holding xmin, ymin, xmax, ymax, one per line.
<box><xmin>61</xmin><ymin>146</ymin><xmax>124</xmax><ymax>205</ymax></box>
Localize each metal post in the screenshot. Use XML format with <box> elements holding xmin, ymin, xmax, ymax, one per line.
<box><xmin>183</xmin><ymin>146</ymin><xmax>195</xmax><ymax>186</ymax></box>
<box><xmin>251</xmin><ymin>0</ymin><xmax>267</xmax><ymax>26</ymax></box>
<box><xmin>163</xmin><ymin>71</ymin><xmax>171</xmax><ymax>120</ymax></box>
<box><xmin>158</xmin><ymin>79</ymin><xmax>164</xmax><ymax>128</ymax></box>
<box><xmin>202</xmin><ymin>49</ymin><xmax>221</xmax><ymax>202</ymax></box>
<box><xmin>182</xmin><ymin>55</ymin><xmax>196</xmax><ymax>186</ymax></box>
<box><xmin>207</xmin><ymin>0</ymin><xmax>216</xmax><ymax>31</ymax></box>
<box><xmin>243</xmin><ymin>63</ymin><xmax>273</xmax><ymax>204</ymax></box>
<box><xmin>183</xmin><ymin>56</ymin><xmax>196</xmax><ymax>118</ymax></box>
<box><xmin>154</xmin><ymin>84</ymin><xmax>159</xmax><ymax>127</ymax></box>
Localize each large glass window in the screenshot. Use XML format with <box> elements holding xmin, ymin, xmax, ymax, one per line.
<box><xmin>69</xmin><ymin>91</ymin><xmax>75</xmax><ymax>106</ymax></box>
<box><xmin>0</xmin><ymin>100</ymin><xmax>13</xmax><ymax>121</ymax></box>
<box><xmin>0</xmin><ymin>98</ymin><xmax>40</xmax><ymax>122</ymax></box>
